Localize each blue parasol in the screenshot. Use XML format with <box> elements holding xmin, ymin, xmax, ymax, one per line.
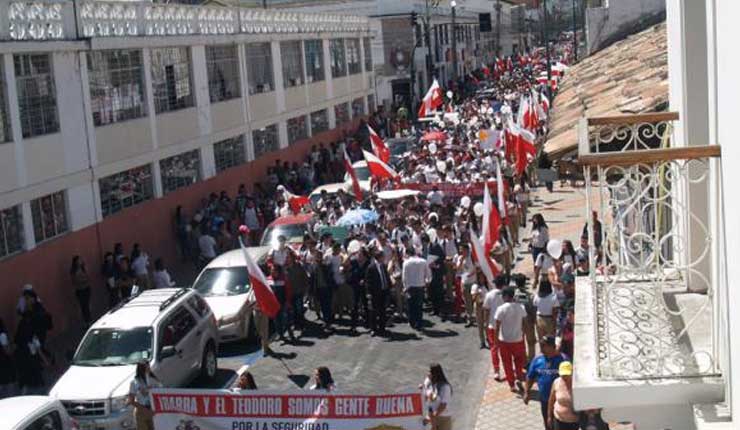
<box><xmin>336</xmin><ymin>209</ymin><xmax>379</xmax><ymax>226</ymax></box>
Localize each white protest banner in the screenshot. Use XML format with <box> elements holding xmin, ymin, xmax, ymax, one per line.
<box><xmin>151</xmin><ymin>388</ymin><xmax>424</xmax><ymax>430</ymax></box>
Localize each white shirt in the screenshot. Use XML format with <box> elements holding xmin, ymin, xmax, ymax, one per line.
<box><xmin>494</xmin><ymin>302</ymin><xmax>527</xmax><ymax>342</ymax></box>
<box><xmin>533</xmin><ymin>292</ymin><xmax>559</xmax><ymax>317</ymax></box>
<box><xmin>531</xmin><ymin>227</ymin><xmax>549</xmax><ymax>249</ymax></box>
<box><xmin>244</xmin><ymin>207</ymin><xmax>260</xmax><ymax>230</ymax></box>
<box><xmin>427</xmin><ymin>190</ymin><xmax>445</xmax><ymax>206</ymax></box>
<box><xmin>153</xmin><ymin>269</ymin><xmax>174</xmax><ymax>289</ymax></box>
<box><xmin>324</xmin><ymin>252</ymin><xmax>345</xmax><ymax>285</ymax></box>
<box><xmin>535</xmin><ymin>253</ymin><xmax>555</xmax><ymax>272</ymax></box>
<box><xmin>199</xmin><ymin>234</ymin><xmax>218</xmax><ymax>259</ymax></box>
<box><xmin>482</xmin><ymin>289</ymin><xmax>504</xmax><ymax>329</ymax></box>
<box><xmin>271</xmin><ymin>247</ymin><xmax>289</xmax><ymax>266</ymax></box>
<box><xmin>423</xmin><ymin>377</ymin><xmax>453</xmax><ymax>417</ymax></box>
<box><xmin>131</xmin><ymin>254</ymin><xmax>149</xmax><ymax>276</ymax></box>
<box><xmin>402</xmin><ymin>257</ymin><xmax>431</xmax><ymax>289</ymax></box>
<box><xmin>454</xmin><ymin>254</ymin><xmax>475</xmax><ymax>285</ymax></box>
<box><xmin>440</xmin><ymin>238</ymin><xmax>457</xmax><ymax>258</ymax></box>
<box><xmin>471</xmin><ymin>283</ymin><xmax>489</xmax><ymax>304</ymax></box>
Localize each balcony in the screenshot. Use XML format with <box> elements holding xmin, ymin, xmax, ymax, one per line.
<box><xmin>573</xmin><ymin>112</ymin><xmax>725</xmax><ymax>419</ymax></box>
<box><xmin>0</xmin><ymin>1</ymin><xmax>369</xmax><ymax>42</ymax></box>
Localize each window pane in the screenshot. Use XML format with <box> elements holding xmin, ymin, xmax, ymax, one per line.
<box><xmin>14</xmin><ymin>53</ymin><xmax>59</xmax><ymax>138</ymax></box>
<box><xmin>304</xmin><ymin>40</ymin><xmax>325</xmax><ymax>83</ymax></box>
<box><xmin>352</xmin><ymin>98</ymin><xmax>365</xmax><ymax>118</ymax></box>
<box><xmin>252</xmin><ymin>124</ymin><xmax>278</xmax><ymax>159</ymax></box>
<box><xmin>281</xmin><ymin>41</ymin><xmax>304</xmax><ymax>88</ymax></box>
<box><xmin>0</xmin><ymin>61</ymin><xmax>11</xmax><ymax>143</ymax></box>
<box><xmin>246</xmin><ymin>43</ymin><xmax>274</xmax><ymax>95</ymax></box>
<box><xmin>206</xmin><ymin>45</ymin><xmax>241</xmax><ymax>103</ymax></box>
<box><xmin>0</xmin><ymin>205</ymin><xmax>24</xmax><ymax>258</ymax></box>
<box><xmin>310</xmin><ymin>109</ymin><xmax>328</xmax><ymax>135</ymax></box>
<box><xmin>367</xmin><ymin>94</ymin><xmax>376</xmax><ymax>113</ymax></box>
<box><xmin>31</xmin><ymin>191</ymin><xmax>68</xmax><ymax>243</ymax></box>
<box><xmin>287</xmin><ymin>115</ymin><xmax>308</xmax><ymax>145</ymax></box>
<box><xmin>151</xmin><ymin>47</ymin><xmax>194</xmax><ymax>114</ymax></box>
<box><xmin>329</xmin><ymin>39</ymin><xmax>346</xmax><ymax>78</ymax></box>
<box><xmin>363</xmin><ymin>37</ymin><xmax>372</xmax><ymax>72</ymax></box>
<box><xmin>346</xmin><ymin>38</ymin><xmax>361</xmax><ymax>75</ymax></box>
<box><xmin>87</xmin><ymin>50</ymin><xmax>146</xmax><ymax>127</ymax></box>
<box><xmin>160</xmin><ymin>150</ymin><xmax>201</xmax><ymax>195</ymax></box>
<box><xmin>99</xmin><ymin>165</ymin><xmax>154</xmax><ymax>218</ymax></box>
<box><xmin>334</xmin><ymin>102</ymin><xmax>350</xmax><ymax>125</ymax></box>
<box><xmin>214</xmin><ymin>135</ymin><xmax>246</xmax><ymax>173</ymax></box>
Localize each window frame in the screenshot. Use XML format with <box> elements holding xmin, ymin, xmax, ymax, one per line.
<box><xmin>334</xmin><ymin>102</ymin><xmax>350</xmax><ymax>126</ymax></box>
<box><xmin>0</xmin><ymin>61</ymin><xmax>12</xmax><ymax>143</ymax></box>
<box><xmin>351</xmin><ymin>97</ymin><xmax>365</xmax><ymax>118</ymax></box>
<box><xmin>13</xmin><ymin>53</ymin><xmax>59</xmax><ymax>138</ymax></box>
<box><xmin>304</xmin><ymin>39</ymin><xmax>325</xmax><ymax>83</ymax></box>
<box><xmin>205</xmin><ymin>44</ymin><xmax>241</xmax><ymax>104</ymax></box>
<box><xmin>99</xmin><ymin>164</ymin><xmax>154</xmax><ymax>218</ymax></box>
<box><xmin>150</xmin><ymin>47</ymin><xmax>195</xmax><ymax>114</ymax></box>
<box><xmin>0</xmin><ymin>205</ymin><xmax>24</xmax><ymax>259</ymax></box>
<box><xmin>252</xmin><ymin>124</ymin><xmax>279</xmax><ymax>159</ymax></box>
<box><xmin>363</xmin><ymin>37</ymin><xmax>372</xmax><ymax>72</ymax></box>
<box><xmin>87</xmin><ymin>49</ymin><xmax>147</xmax><ymax>127</ymax></box>
<box><xmin>346</xmin><ymin>38</ymin><xmax>362</xmax><ymax>75</ymax></box>
<box><xmin>30</xmin><ymin>191</ymin><xmax>68</xmax><ymax>244</ymax></box>
<box><xmin>287</xmin><ymin>115</ymin><xmax>308</xmax><ymax>145</ymax></box>
<box><xmin>213</xmin><ymin>135</ymin><xmax>246</xmax><ymax>173</ymax></box>
<box><xmin>159</xmin><ymin>149</ymin><xmax>202</xmax><ymax>195</ymax></box>
<box><xmin>310</xmin><ymin>109</ymin><xmax>329</xmax><ymax>135</ymax></box>
<box><xmin>246</xmin><ymin>43</ymin><xmax>275</xmax><ymax>95</ymax></box>
<box><xmin>280</xmin><ymin>40</ymin><xmax>304</xmax><ymax>88</ymax></box>
<box><xmin>329</xmin><ymin>39</ymin><xmax>347</xmax><ymax>78</ymax></box>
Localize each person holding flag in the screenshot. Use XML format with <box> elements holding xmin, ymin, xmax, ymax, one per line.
<box><xmin>418</xmin><ymin>79</ymin><xmax>444</xmax><ymax>118</ymax></box>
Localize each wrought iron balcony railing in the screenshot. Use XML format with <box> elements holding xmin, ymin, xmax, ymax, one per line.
<box><xmin>578</xmin><ymin>112</ymin><xmax>724</xmax><ymax>380</ymax></box>
<box><xmin>1</xmin><ymin>1</ymin><xmax>370</xmax><ymax>42</ymax></box>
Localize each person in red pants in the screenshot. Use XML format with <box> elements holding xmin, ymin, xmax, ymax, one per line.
<box><xmin>494</xmin><ymin>287</ymin><xmax>528</xmax><ymax>393</ymax></box>
<box><xmin>483</xmin><ymin>276</ymin><xmax>507</xmax><ymax>381</ymax></box>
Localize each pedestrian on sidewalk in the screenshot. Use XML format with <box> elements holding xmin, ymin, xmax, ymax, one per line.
<box><xmin>547</xmin><ymin>361</ymin><xmax>579</xmax><ymax>430</ymax></box>
<box><xmin>128</xmin><ymin>361</ymin><xmax>161</xmax><ymax>430</ymax></box>
<box><xmin>152</xmin><ymin>258</ymin><xmax>175</xmax><ymax>289</ymax></box>
<box><xmin>471</xmin><ymin>269</ymin><xmax>490</xmax><ymax>349</ymax></box>
<box><xmin>524</xmin><ymin>335</ymin><xmax>566</xmax><ymax>429</ymax></box>
<box><xmin>529</xmin><ymin>214</ymin><xmax>549</xmax><ymax>266</ymax></box>
<box><xmin>483</xmin><ymin>275</ymin><xmax>507</xmax><ymax>381</ymax></box>
<box><xmin>421</xmin><ymin>363</ymin><xmax>453</xmax><ymax>430</ymax></box>
<box><xmin>494</xmin><ymin>287</ymin><xmax>528</xmax><ymax>393</ymax></box>
<box><xmin>130</xmin><ymin>244</ymin><xmax>151</xmax><ymax>291</ymax></box>
<box><xmin>453</xmin><ymin>244</ymin><xmax>476</xmax><ymax>325</ymax></box>
<box><xmin>101</xmin><ymin>252</ymin><xmax>119</xmax><ymax>308</ymax></box>
<box><xmin>70</xmin><ymin>255</ymin><xmax>92</xmax><ymax>325</ymax></box>
<box><xmin>534</xmin><ymin>280</ymin><xmax>559</xmax><ymax>340</ymax></box>
<box><xmin>0</xmin><ymin>318</ymin><xmax>16</xmax><ymax>398</ymax></box>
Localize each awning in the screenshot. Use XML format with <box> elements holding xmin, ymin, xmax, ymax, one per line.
<box><xmin>544</xmin><ymin>22</ymin><xmax>669</xmax><ymax>160</ymax></box>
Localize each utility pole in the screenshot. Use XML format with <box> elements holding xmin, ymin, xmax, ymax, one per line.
<box><xmin>410</xmin><ymin>11</ymin><xmax>419</xmax><ymax>117</ymax></box>
<box><xmin>495</xmin><ymin>0</ymin><xmax>501</xmax><ymax>57</ymax></box>
<box><xmin>571</xmin><ymin>0</ymin><xmax>578</xmax><ymax>62</ymax></box>
<box><xmin>451</xmin><ymin>1</ymin><xmax>458</xmax><ymax>81</ymax></box>
<box><xmin>544</xmin><ymin>0</ymin><xmax>552</xmax><ymax>101</ymax></box>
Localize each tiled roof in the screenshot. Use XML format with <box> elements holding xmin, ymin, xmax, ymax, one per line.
<box><xmin>544</xmin><ymin>22</ymin><xmax>668</xmax><ymax>159</ymax></box>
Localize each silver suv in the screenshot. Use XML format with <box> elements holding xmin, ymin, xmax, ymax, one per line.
<box><xmin>49</xmin><ymin>288</ymin><xmax>219</xmax><ymax>430</ymax></box>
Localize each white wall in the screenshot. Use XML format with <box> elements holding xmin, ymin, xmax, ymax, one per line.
<box><xmin>585</xmin><ymin>0</ymin><xmax>665</xmax><ymax>54</ymax></box>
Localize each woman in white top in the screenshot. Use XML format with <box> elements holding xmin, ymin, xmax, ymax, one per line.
<box><xmin>310</xmin><ymin>366</ymin><xmax>336</xmax><ymax>391</ymax></box>
<box><xmin>128</xmin><ymin>361</ymin><xmax>161</xmax><ymax>430</ymax></box>
<box><xmin>421</xmin><ymin>363</ymin><xmax>453</xmax><ymax>430</ymax></box>
<box><xmin>470</xmin><ymin>269</ymin><xmax>490</xmax><ymax>349</ymax></box>
<box><xmin>529</xmin><ymin>214</ymin><xmax>549</xmax><ymax>266</ymax></box>
<box><xmin>152</xmin><ymin>258</ymin><xmax>175</xmax><ymax>289</ymax></box>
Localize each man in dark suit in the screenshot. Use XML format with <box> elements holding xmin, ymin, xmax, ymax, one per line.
<box><xmin>365</xmin><ymin>249</ymin><xmax>391</xmax><ymax>336</ymax></box>
<box><xmin>428</xmin><ymin>237</ymin><xmax>447</xmax><ymax>318</ymax></box>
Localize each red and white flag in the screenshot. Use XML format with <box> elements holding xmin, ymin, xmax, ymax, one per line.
<box><xmin>343</xmin><ymin>149</ymin><xmax>363</xmax><ymax>201</ymax></box>
<box><xmin>362</xmin><ymin>150</ymin><xmax>399</xmax><ymax>181</ymax></box>
<box><xmin>481</xmin><ymin>183</ymin><xmax>501</xmax><ymax>255</ymax></box>
<box><xmin>418</xmin><ymin>79</ymin><xmax>444</xmax><ymax>118</ymax></box>
<box><xmin>279</xmin><ymin>186</ymin><xmax>310</xmax><ymax>214</ymax></box>
<box><xmin>540</xmin><ymin>92</ymin><xmax>550</xmax><ymax>114</ymax></box>
<box><xmin>470</xmin><ymin>225</ymin><xmax>501</xmax><ymax>286</ymax></box>
<box><xmin>238</xmin><ymin>233</ymin><xmax>280</xmax><ymax>319</ymax></box>
<box><xmin>368</xmin><ymin>125</ymin><xmax>391</xmax><ymax>164</ymax></box>
<box><xmin>509</xmin><ymin>122</ymin><xmax>537</xmax><ymax>175</ymax></box>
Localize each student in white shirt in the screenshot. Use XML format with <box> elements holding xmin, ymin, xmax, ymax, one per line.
<box><xmin>198</xmin><ymin>229</ymin><xmax>218</xmax><ymax>262</ymax></box>
<box><xmin>402</xmin><ymin>248</ymin><xmax>431</xmax><ymax>330</ymax></box>
<box><xmin>152</xmin><ymin>259</ymin><xmax>175</xmax><ymax>289</ymax></box>
<box><xmin>470</xmin><ymin>269</ymin><xmax>490</xmax><ymax>349</ymax></box>
<box><xmin>482</xmin><ymin>276</ymin><xmax>507</xmax><ymax>381</ymax></box>
<box><xmin>494</xmin><ymin>287</ymin><xmax>528</xmax><ymax>393</ymax></box>
<box><xmin>421</xmin><ymin>363</ymin><xmax>453</xmax><ymax>430</ymax></box>
<box><xmin>454</xmin><ymin>244</ymin><xmax>476</xmax><ymax>324</ymax></box>
<box><xmin>533</xmin><ymin>280</ymin><xmax>559</xmax><ymax>339</ymax></box>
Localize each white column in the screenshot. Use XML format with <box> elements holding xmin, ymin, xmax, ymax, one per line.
<box><xmin>278</xmin><ymin>121</ymin><xmax>288</xmax><ymax>150</ymax></box>
<box><xmin>4</xmin><ymin>54</ymin><xmax>27</xmax><ymax>188</ymax></box>
<box><xmin>190</xmin><ymin>45</ymin><xmax>213</xmax><ymax>138</ymax></box>
<box><xmin>272</xmin><ymin>41</ymin><xmax>286</xmax><ymax>113</ymax></box>
<box><xmin>20</xmin><ymin>201</ymin><xmax>35</xmax><ymax>251</ymax></box>
<box><xmin>55</xmin><ymin>51</ymin><xmax>95</xmax><ymax>173</ymax></box>
<box><xmin>238</xmin><ymin>45</ymin><xmax>254</xmax><ymax>162</ymax></box>
<box><xmin>142</xmin><ymin>48</ymin><xmax>159</xmax><ymax>152</ymax></box>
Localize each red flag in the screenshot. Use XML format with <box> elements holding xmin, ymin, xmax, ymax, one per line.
<box><xmin>481</xmin><ymin>64</ymin><xmax>491</xmax><ymax>76</ymax></box>
<box><xmin>343</xmin><ymin>149</ymin><xmax>363</xmax><ymax>201</ymax></box>
<box><xmin>238</xmin><ymin>233</ymin><xmax>280</xmax><ymax>319</ymax></box>
<box><xmin>509</xmin><ymin>123</ymin><xmax>537</xmax><ymax>175</ymax></box>
<box><xmin>540</xmin><ymin>92</ymin><xmax>550</xmax><ymax>114</ymax></box>
<box><xmin>278</xmin><ymin>186</ymin><xmax>310</xmax><ymax>214</ymax></box>
<box><xmin>362</xmin><ymin>150</ymin><xmax>399</xmax><ymax>180</ymax></box>
<box><xmin>481</xmin><ymin>183</ymin><xmax>501</xmax><ymax>254</ymax></box>
<box><xmin>418</xmin><ymin>79</ymin><xmax>444</xmax><ymax>118</ymax></box>
<box><xmin>368</xmin><ymin>125</ymin><xmax>390</xmax><ymax>164</ymax></box>
<box><xmin>470</xmin><ymin>225</ymin><xmax>501</xmax><ymax>286</ymax></box>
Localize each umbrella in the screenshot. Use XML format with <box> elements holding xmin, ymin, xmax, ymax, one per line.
<box><xmin>421</xmin><ymin>131</ymin><xmax>449</xmax><ymax>142</ymax></box>
<box><xmin>336</xmin><ymin>209</ymin><xmax>379</xmax><ymax>226</ymax></box>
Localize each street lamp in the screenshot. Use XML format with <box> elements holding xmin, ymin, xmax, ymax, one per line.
<box><xmin>451</xmin><ymin>0</ymin><xmax>458</xmax><ymax>82</ymax></box>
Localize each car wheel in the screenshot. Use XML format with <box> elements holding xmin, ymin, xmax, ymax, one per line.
<box><xmin>201</xmin><ymin>342</ymin><xmax>217</xmax><ymax>380</ymax></box>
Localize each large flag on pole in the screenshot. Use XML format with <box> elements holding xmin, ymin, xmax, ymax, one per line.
<box><xmin>417</xmin><ymin>79</ymin><xmax>444</xmax><ymax>118</ymax></box>
<box><xmin>481</xmin><ymin>183</ymin><xmax>501</xmax><ymax>254</ymax></box>
<box><xmin>508</xmin><ymin>122</ymin><xmax>537</xmax><ymax>175</ymax></box>
<box><xmin>238</xmin><ymin>232</ymin><xmax>280</xmax><ymax>319</ymax></box>
<box><xmin>343</xmin><ymin>149</ymin><xmax>363</xmax><ymax>201</ymax></box>
<box><xmin>470</xmin><ymin>225</ymin><xmax>501</xmax><ymax>286</ymax></box>
<box><xmin>362</xmin><ymin>150</ymin><xmax>399</xmax><ymax>180</ymax></box>
<box><xmin>368</xmin><ymin>125</ymin><xmax>391</xmax><ymax>164</ymax></box>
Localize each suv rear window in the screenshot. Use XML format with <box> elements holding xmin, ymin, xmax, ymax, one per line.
<box><xmin>159</xmin><ymin>307</ymin><xmax>197</xmax><ymax>352</ymax></box>
<box><xmin>193</xmin><ymin>268</ymin><xmax>250</xmax><ymax>297</ymax></box>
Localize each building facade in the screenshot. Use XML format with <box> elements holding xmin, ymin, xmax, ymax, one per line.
<box><xmin>0</xmin><ymin>1</ymin><xmax>374</xmax><ymax>337</ymax></box>
<box><xmin>584</xmin><ymin>0</ymin><xmax>666</xmax><ymax>54</ymax></box>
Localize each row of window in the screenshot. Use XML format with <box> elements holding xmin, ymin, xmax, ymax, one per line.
<box><xmin>0</xmin><ymin>37</ymin><xmax>373</xmax><ymax>141</ymax></box>
<box><xmin>0</xmin><ymin>94</ymin><xmax>373</xmax><ymax>257</ymax></box>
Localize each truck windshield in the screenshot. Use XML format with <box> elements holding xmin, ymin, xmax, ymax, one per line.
<box><xmin>193</xmin><ymin>267</ymin><xmax>250</xmax><ymax>297</ymax></box>
<box><xmin>74</xmin><ymin>327</ymin><xmax>153</xmax><ymax>366</ymax></box>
